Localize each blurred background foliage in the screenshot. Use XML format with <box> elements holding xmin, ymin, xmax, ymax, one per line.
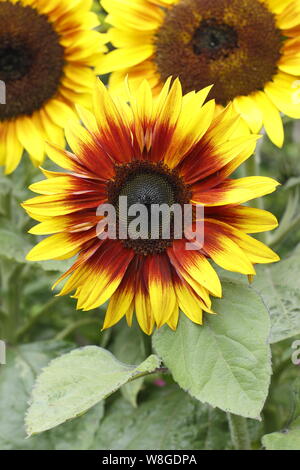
<box><xmin>0</xmin><ymin>0</ymin><xmax>299</xmax><ymax>451</ymax></box>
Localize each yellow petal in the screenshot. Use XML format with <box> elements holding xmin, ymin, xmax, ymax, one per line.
<box><xmin>16</xmin><ymin>116</ymin><xmax>45</xmax><ymax>163</ymax></box>
<box><xmin>252</xmin><ymin>91</ymin><xmax>284</xmax><ymax>148</ymax></box>
<box><xmin>97</xmin><ymin>45</ymin><xmax>154</xmax><ymax>74</ymax></box>
<box><xmin>4</xmin><ymin>121</ymin><xmax>23</xmax><ymax>175</ymax></box>
<box><xmin>233</xmin><ymin>95</ymin><xmax>263</xmax><ymax>133</ymax></box>
<box><xmin>26</xmin><ymin>233</ymin><xmax>90</xmax><ymax>261</ymax></box>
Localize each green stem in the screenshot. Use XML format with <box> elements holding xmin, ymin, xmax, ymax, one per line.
<box><xmin>16</xmin><ymin>297</ymin><xmax>62</xmax><ymax>340</ymax></box>
<box><xmin>244</xmin><ymin>138</ymin><xmax>263</xmax><ymax>205</ymax></box>
<box><xmin>268</xmin><ymin>188</ymin><xmax>300</xmax><ymax>248</ymax></box>
<box><xmin>269</xmin><ymin>214</ymin><xmax>300</xmax><ymax>249</ymax></box>
<box><xmin>128</xmin><ymin>367</ymin><xmax>169</xmax><ymax>383</ymax></box>
<box><xmin>54</xmin><ymin>317</ymin><xmax>100</xmax><ymax>341</ymax></box>
<box><xmin>142</xmin><ymin>332</ymin><xmax>152</xmax><ymax>357</ymax></box>
<box><xmin>244</xmin><ymin>138</ymin><xmax>268</xmax><ymax>244</ymax></box>
<box><xmin>245</xmin><ymin>139</ymin><xmax>264</xmax><ymax>211</ymax></box>
<box><xmin>272</xmin><ymin>358</ymin><xmax>292</xmax><ymax>384</ymax></box>
<box><xmin>0</xmin><ymin>261</ymin><xmax>25</xmax><ymax>343</ymax></box>
<box><xmin>244</xmin><ymin>154</ymin><xmax>259</xmax><ymax>190</ymax></box>
<box><xmin>227</xmin><ymin>413</ymin><xmax>251</xmax><ymax>450</ymax></box>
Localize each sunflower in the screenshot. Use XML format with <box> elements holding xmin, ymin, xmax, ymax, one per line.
<box><xmin>22</xmin><ymin>78</ymin><xmax>279</xmax><ymax>334</ymax></box>
<box><xmin>0</xmin><ymin>0</ymin><xmax>107</xmax><ymax>174</ymax></box>
<box><xmin>100</xmin><ymin>0</ymin><xmax>300</xmax><ymax>148</ymax></box>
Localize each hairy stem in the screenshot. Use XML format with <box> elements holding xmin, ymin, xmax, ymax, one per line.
<box><xmin>227</xmin><ymin>413</ymin><xmax>251</xmax><ymax>450</ymax></box>
<box><xmin>270</xmin><ymin>214</ymin><xmax>300</xmax><ymax>248</ymax></box>
<box><xmin>128</xmin><ymin>367</ymin><xmax>169</xmax><ymax>383</ymax></box>
<box><xmin>244</xmin><ymin>138</ymin><xmax>268</xmax><ymax>244</ymax></box>
<box><xmin>244</xmin><ymin>155</ymin><xmax>261</xmax><ymax>201</ymax></box>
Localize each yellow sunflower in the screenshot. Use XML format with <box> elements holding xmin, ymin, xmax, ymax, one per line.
<box><xmin>100</xmin><ymin>0</ymin><xmax>300</xmax><ymax>148</ymax></box>
<box><xmin>0</xmin><ymin>0</ymin><xmax>107</xmax><ymax>174</ymax></box>
<box><xmin>23</xmin><ymin>78</ymin><xmax>279</xmax><ymax>335</ymax></box>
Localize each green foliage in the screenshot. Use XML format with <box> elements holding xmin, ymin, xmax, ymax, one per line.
<box><xmin>153</xmin><ymin>281</ymin><xmax>272</xmax><ymax>420</ymax></box>
<box><xmin>25</xmin><ymin>346</ymin><xmax>161</xmax><ymax>435</ymax></box>
<box><xmin>1</xmin><ymin>148</ymin><xmax>300</xmax><ymax>449</ymax></box>
<box><xmin>255</xmin><ymin>252</ymin><xmax>300</xmax><ymax>343</ymax></box>
<box><xmin>0</xmin><ymin>342</ymin><xmax>104</xmax><ymax>450</ymax></box>
<box><xmin>262</xmin><ymin>417</ymin><xmax>300</xmax><ymax>450</ymax></box>
<box><xmin>92</xmin><ymin>386</ymin><xmax>232</xmax><ymax>450</ymax></box>
<box><xmin>216</xmin><ymin>251</ymin><xmax>300</xmax><ymax>345</ymax></box>
<box><xmin>111</xmin><ymin>322</ymin><xmax>147</xmax><ymax>407</ymax></box>
<box><xmin>0</xmin><ymin>5</ymin><xmax>300</xmax><ymax>450</ymax></box>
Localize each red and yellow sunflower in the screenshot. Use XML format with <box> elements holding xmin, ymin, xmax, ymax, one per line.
<box><xmin>23</xmin><ymin>78</ymin><xmax>279</xmax><ymax>334</ymax></box>
<box><xmin>100</xmin><ymin>0</ymin><xmax>300</xmax><ymax>147</ymax></box>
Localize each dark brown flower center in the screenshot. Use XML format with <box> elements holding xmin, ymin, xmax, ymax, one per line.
<box><xmin>0</xmin><ymin>46</ymin><xmax>33</xmax><ymax>81</ymax></box>
<box><xmin>192</xmin><ymin>19</ymin><xmax>238</xmax><ymax>59</ymax></box>
<box><xmin>0</xmin><ymin>1</ymin><xmax>65</xmax><ymax>121</ymax></box>
<box><xmin>120</xmin><ymin>172</ymin><xmax>175</xmax><ymax>208</ymax></box>
<box><xmin>154</xmin><ymin>0</ymin><xmax>283</xmax><ymax>105</ymax></box>
<box><xmin>107</xmin><ymin>161</ymin><xmax>192</xmax><ymax>255</ymax></box>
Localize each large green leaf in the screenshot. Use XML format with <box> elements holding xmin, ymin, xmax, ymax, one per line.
<box><xmin>254</xmin><ymin>253</ymin><xmax>300</xmax><ymax>343</ymax></box>
<box><xmin>0</xmin><ymin>342</ymin><xmax>104</xmax><ymax>450</ymax></box>
<box><xmin>153</xmin><ymin>281</ymin><xmax>271</xmax><ymax>420</ymax></box>
<box><xmin>111</xmin><ymin>323</ymin><xmax>147</xmax><ymax>407</ymax></box>
<box><xmin>26</xmin><ymin>346</ymin><xmax>161</xmax><ymax>435</ymax></box>
<box><xmin>92</xmin><ymin>386</ymin><xmax>232</xmax><ymax>450</ymax></box>
<box><xmin>215</xmin><ymin>252</ymin><xmax>300</xmax><ymax>344</ymax></box>
<box><xmin>262</xmin><ymin>417</ymin><xmax>300</xmax><ymax>450</ymax></box>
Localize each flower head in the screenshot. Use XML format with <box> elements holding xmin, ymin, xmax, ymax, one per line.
<box><xmin>0</xmin><ymin>0</ymin><xmax>106</xmax><ymax>174</ymax></box>
<box><xmin>100</xmin><ymin>0</ymin><xmax>300</xmax><ymax>147</ymax></box>
<box><xmin>23</xmin><ymin>78</ymin><xmax>279</xmax><ymax>334</ymax></box>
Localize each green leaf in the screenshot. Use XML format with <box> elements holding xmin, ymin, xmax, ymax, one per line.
<box><xmin>215</xmin><ymin>254</ymin><xmax>300</xmax><ymax>344</ymax></box>
<box><xmin>153</xmin><ymin>281</ymin><xmax>271</xmax><ymax>420</ymax></box>
<box><xmin>0</xmin><ymin>229</ymin><xmax>32</xmax><ymax>263</ymax></box>
<box><xmin>26</xmin><ymin>346</ymin><xmax>161</xmax><ymax>435</ymax></box>
<box><xmin>254</xmin><ymin>253</ymin><xmax>300</xmax><ymax>343</ymax></box>
<box><xmin>0</xmin><ymin>341</ymin><xmax>104</xmax><ymax>450</ymax></box>
<box><xmin>111</xmin><ymin>323</ymin><xmax>147</xmax><ymax>407</ymax></box>
<box><xmin>47</xmin><ymin>402</ymin><xmax>104</xmax><ymax>450</ymax></box>
<box><xmin>92</xmin><ymin>385</ymin><xmax>231</xmax><ymax>450</ymax></box>
<box><xmin>262</xmin><ymin>417</ymin><xmax>300</xmax><ymax>450</ymax></box>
